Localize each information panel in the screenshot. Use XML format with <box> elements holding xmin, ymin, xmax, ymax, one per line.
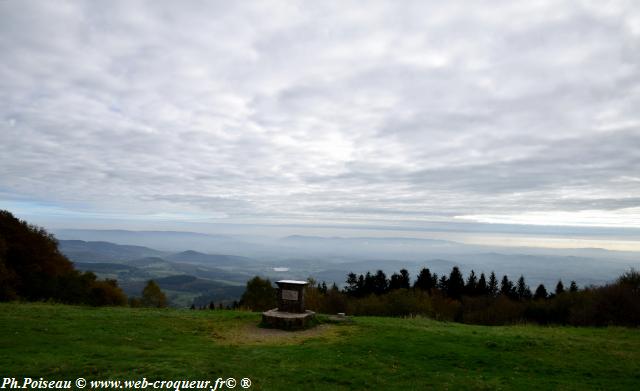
<box><xmin>281</xmin><ymin>289</ymin><xmax>299</xmax><ymax>301</ymax></box>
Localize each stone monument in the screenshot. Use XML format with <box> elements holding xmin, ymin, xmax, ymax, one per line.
<box><xmin>262</xmin><ymin>280</ymin><xmax>316</xmax><ymax>330</ymax></box>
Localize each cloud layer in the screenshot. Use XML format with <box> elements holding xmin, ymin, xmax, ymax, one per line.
<box><xmin>1</xmin><ymin>1</ymin><xmax>640</xmax><ymax>230</ymax></box>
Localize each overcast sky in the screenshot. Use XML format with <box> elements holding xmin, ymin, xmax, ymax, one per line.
<box><xmin>1</xmin><ymin>1</ymin><xmax>640</xmax><ymax>247</ymax></box>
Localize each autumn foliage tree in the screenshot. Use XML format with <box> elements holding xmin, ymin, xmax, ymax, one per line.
<box><xmin>141</xmin><ymin>280</ymin><xmax>168</xmax><ymax>308</ymax></box>
<box><xmin>0</xmin><ymin>210</ymin><xmax>126</xmax><ymax>305</ymax></box>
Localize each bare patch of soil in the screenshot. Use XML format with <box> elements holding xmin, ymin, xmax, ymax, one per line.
<box><xmin>214</xmin><ymin>323</ymin><xmax>354</xmax><ymax>346</ymax></box>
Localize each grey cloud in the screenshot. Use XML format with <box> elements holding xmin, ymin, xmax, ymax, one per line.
<box><xmin>1</xmin><ymin>1</ymin><xmax>639</xmax><ymax>230</ymax></box>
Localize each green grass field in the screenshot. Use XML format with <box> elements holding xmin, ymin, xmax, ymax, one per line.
<box><xmin>1</xmin><ymin>303</ymin><xmax>639</xmax><ymax>390</ymax></box>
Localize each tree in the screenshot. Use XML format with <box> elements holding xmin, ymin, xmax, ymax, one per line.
<box><xmin>569</xmin><ymin>281</ymin><xmax>578</xmax><ymax>293</ymax></box>
<box><xmin>414</xmin><ymin>268</ymin><xmax>433</xmax><ymax>292</ymax></box>
<box><xmin>465</xmin><ymin>270</ymin><xmax>478</xmax><ymax>296</ymax></box>
<box><xmin>0</xmin><ymin>210</ymin><xmax>127</xmax><ymax>305</ymax></box>
<box><xmin>431</xmin><ymin>272</ymin><xmax>439</xmax><ymax>290</ymax></box>
<box><xmin>373</xmin><ymin>270</ymin><xmax>389</xmax><ymax>295</ymax></box>
<box><xmin>239</xmin><ymin>276</ymin><xmax>276</xmax><ymax>311</ymax></box>
<box><xmin>447</xmin><ymin>267</ymin><xmax>465</xmax><ymax>300</ymax></box>
<box><xmin>516</xmin><ymin>275</ymin><xmax>532</xmax><ymax>300</ymax></box>
<box><xmin>555</xmin><ymin>280</ymin><xmax>565</xmax><ymax>296</ymax></box>
<box><xmin>534</xmin><ymin>284</ymin><xmax>548</xmax><ymax>300</ymax></box>
<box><xmin>400</xmin><ymin>269</ymin><xmax>411</xmax><ymax>289</ymax></box>
<box><xmin>500</xmin><ymin>275</ymin><xmax>515</xmax><ymax>299</ymax></box>
<box><xmin>487</xmin><ymin>272</ymin><xmax>499</xmax><ymax>297</ymax></box>
<box><xmin>363</xmin><ymin>272</ymin><xmax>375</xmax><ymax>296</ymax></box>
<box><xmin>88</xmin><ymin>278</ymin><xmax>127</xmax><ymax>306</ymax></box>
<box><xmin>617</xmin><ymin>269</ymin><xmax>640</xmax><ymax>288</ymax></box>
<box><xmin>389</xmin><ymin>269</ymin><xmax>410</xmax><ymax>291</ymax></box>
<box><xmin>357</xmin><ymin>274</ymin><xmax>365</xmax><ymax>296</ymax></box>
<box><xmin>141</xmin><ymin>280</ymin><xmax>168</xmax><ymax>308</ymax></box>
<box><xmin>477</xmin><ymin>273</ymin><xmax>487</xmax><ymax>296</ymax></box>
<box><xmin>345</xmin><ymin>272</ymin><xmax>360</xmax><ymax>296</ymax></box>
<box><xmin>438</xmin><ymin>274</ymin><xmax>449</xmax><ymax>292</ymax></box>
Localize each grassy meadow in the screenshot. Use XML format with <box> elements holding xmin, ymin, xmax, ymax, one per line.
<box><xmin>1</xmin><ymin>303</ymin><xmax>639</xmax><ymax>390</ymax></box>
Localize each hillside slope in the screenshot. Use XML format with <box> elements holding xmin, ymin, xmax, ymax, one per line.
<box><xmin>2</xmin><ymin>303</ymin><xmax>639</xmax><ymax>390</ymax></box>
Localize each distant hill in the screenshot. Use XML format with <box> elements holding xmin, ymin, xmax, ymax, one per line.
<box><xmin>280</xmin><ymin>235</ymin><xmax>456</xmax><ymax>246</ymax></box>
<box><xmin>63</xmin><ymin>240</ymin><xmax>254</xmax><ymax>307</ymax></box>
<box><xmin>53</xmin><ymin>229</ymin><xmax>257</xmax><ymax>254</ymax></box>
<box><xmin>59</xmin><ymin>240</ymin><xmax>167</xmax><ymax>262</ymax></box>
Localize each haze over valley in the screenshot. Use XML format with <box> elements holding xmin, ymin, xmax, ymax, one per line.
<box><xmin>54</xmin><ymin>229</ymin><xmax>640</xmax><ymax>307</ymax></box>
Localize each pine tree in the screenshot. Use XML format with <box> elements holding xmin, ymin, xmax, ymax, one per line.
<box><xmin>569</xmin><ymin>281</ymin><xmax>578</xmax><ymax>293</ymax></box>
<box><xmin>389</xmin><ymin>269</ymin><xmax>410</xmax><ymax>290</ymax></box>
<box><xmin>363</xmin><ymin>272</ymin><xmax>375</xmax><ymax>296</ymax></box>
<box><xmin>477</xmin><ymin>273</ymin><xmax>487</xmax><ymax>296</ymax></box>
<box><xmin>373</xmin><ymin>270</ymin><xmax>388</xmax><ymax>295</ymax></box>
<box><xmin>447</xmin><ymin>266</ymin><xmax>465</xmax><ymax>300</ymax></box>
<box><xmin>438</xmin><ymin>275</ymin><xmax>449</xmax><ymax>292</ymax></box>
<box><xmin>465</xmin><ymin>270</ymin><xmax>478</xmax><ymax>296</ymax></box>
<box><xmin>516</xmin><ymin>275</ymin><xmax>532</xmax><ymax>300</ymax></box>
<box><xmin>431</xmin><ymin>273</ymin><xmax>439</xmax><ymax>290</ymax></box>
<box><xmin>357</xmin><ymin>274</ymin><xmax>365</xmax><ymax>296</ymax></box>
<box><xmin>345</xmin><ymin>272</ymin><xmax>359</xmax><ymax>296</ymax></box>
<box><xmin>500</xmin><ymin>275</ymin><xmax>515</xmax><ymax>299</ymax></box>
<box><xmin>414</xmin><ymin>267</ymin><xmax>433</xmax><ymax>292</ymax></box>
<box><xmin>488</xmin><ymin>272</ymin><xmax>499</xmax><ymax>297</ymax></box>
<box><xmin>399</xmin><ymin>269</ymin><xmax>410</xmax><ymax>289</ymax></box>
<box><xmin>534</xmin><ymin>284</ymin><xmax>548</xmax><ymax>300</ymax></box>
<box><xmin>555</xmin><ymin>280</ymin><xmax>565</xmax><ymax>296</ymax></box>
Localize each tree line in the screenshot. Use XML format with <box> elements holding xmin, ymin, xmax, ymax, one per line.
<box><xmin>241</xmin><ymin>266</ymin><xmax>640</xmax><ymax>326</ymax></box>
<box><xmin>344</xmin><ymin>267</ymin><xmax>576</xmax><ymax>301</ymax></box>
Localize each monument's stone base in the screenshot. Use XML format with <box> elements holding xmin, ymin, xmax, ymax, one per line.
<box><xmin>261</xmin><ymin>309</ymin><xmax>316</xmax><ymax>330</ymax></box>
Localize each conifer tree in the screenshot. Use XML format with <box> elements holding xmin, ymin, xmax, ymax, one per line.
<box><xmin>516</xmin><ymin>275</ymin><xmax>532</xmax><ymax>300</ymax></box>
<box><xmin>373</xmin><ymin>270</ymin><xmax>388</xmax><ymax>295</ymax></box>
<box><xmin>569</xmin><ymin>281</ymin><xmax>578</xmax><ymax>293</ymax></box>
<box><xmin>465</xmin><ymin>270</ymin><xmax>478</xmax><ymax>296</ymax></box>
<box><xmin>534</xmin><ymin>284</ymin><xmax>548</xmax><ymax>300</ymax></box>
<box><xmin>447</xmin><ymin>266</ymin><xmax>465</xmax><ymax>300</ymax></box>
<box><xmin>414</xmin><ymin>267</ymin><xmax>433</xmax><ymax>292</ymax></box>
<box><xmin>477</xmin><ymin>273</ymin><xmax>487</xmax><ymax>296</ymax></box>
<box><xmin>500</xmin><ymin>275</ymin><xmax>515</xmax><ymax>299</ymax></box>
<box><xmin>488</xmin><ymin>272</ymin><xmax>499</xmax><ymax>297</ymax></box>
<box><xmin>555</xmin><ymin>280</ymin><xmax>565</xmax><ymax>296</ymax></box>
